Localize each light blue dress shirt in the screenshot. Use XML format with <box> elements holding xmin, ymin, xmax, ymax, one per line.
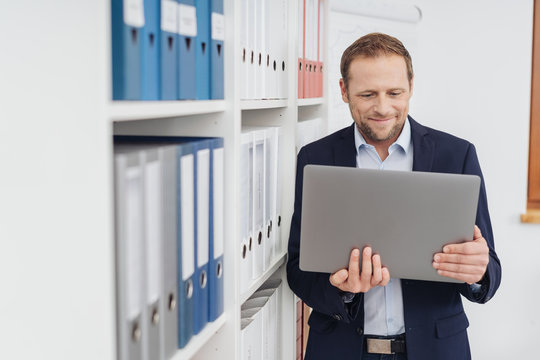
<box><xmin>353</xmin><ymin>119</ymin><xmax>413</xmax><ymax>336</ymax></box>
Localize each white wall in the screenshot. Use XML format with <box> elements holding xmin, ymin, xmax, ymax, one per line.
<box><xmin>411</xmin><ymin>0</ymin><xmax>540</xmax><ymax>358</ymax></box>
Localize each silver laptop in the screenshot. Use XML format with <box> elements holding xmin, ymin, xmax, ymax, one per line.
<box><xmin>299</xmin><ymin>165</ymin><xmax>481</xmax><ymax>283</ymax></box>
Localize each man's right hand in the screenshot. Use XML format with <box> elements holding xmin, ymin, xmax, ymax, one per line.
<box><xmin>329</xmin><ymin>247</ymin><xmax>390</xmax><ymax>293</ymax></box>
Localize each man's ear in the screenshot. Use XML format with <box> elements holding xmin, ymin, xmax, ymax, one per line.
<box><xmin>339</xmin><ymin>78</ymin><xmax>349</xmax><ymax>103</ymax></box>
<box><xmin>409</xmin><ymin>77</ymin><xmax>414</xmax><ymax>97</ymax></box>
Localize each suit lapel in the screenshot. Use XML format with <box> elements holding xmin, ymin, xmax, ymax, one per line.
<box><xmin>409</xmin><ymin>116</ymin><xmax>435</xmax><ymax>172</ymax></box>
<box><xmin>333</xmin><ymin>123</ymin><xmax>357</xmax><ymax>167</ymax></box>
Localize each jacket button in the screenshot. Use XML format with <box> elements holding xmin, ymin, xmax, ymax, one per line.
<box><xmin>333</xmin><ymin>314</ymin><xmax>342</xmax><ymax>321</ymax></box>
<box><xmin>356</xmin><ymin>327</ymin><xmax>363</xmax><ymax>336</ymax></box>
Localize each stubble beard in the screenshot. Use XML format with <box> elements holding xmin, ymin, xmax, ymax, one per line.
<box><xmin>356</xmin><ymin>116</ymin><xmax>405</xmax><ymax>143</ymax></box>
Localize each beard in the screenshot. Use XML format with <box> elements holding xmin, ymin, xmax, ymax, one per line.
<box><xmin>356</xmin><ymin>117</ymin><xmax>405</xmax><ymax>143</ymax></box>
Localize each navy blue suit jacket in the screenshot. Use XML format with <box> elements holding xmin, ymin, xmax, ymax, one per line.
<box><xmin>286</xmin><ymin>117</ymin><xmax>501</xmax><ymax>360</ymax></box>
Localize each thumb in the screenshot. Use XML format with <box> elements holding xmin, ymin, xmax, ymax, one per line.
<box><xmin>330</xmin><ymin>269</ymin><xmax>349</xmax><ymax>286</ymax></box>
<box><xmin>473</xmin><ymin>225</ymin><xmax>482</xmax><ymax>240</ymax></box>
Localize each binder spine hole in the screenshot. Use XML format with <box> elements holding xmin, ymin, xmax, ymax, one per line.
<box><xmin>186</xmin><ymin>279</ymin><xmax>194</xmax><ymax>299</ymax></box>
<box><xmin>258</xmin><ymin>231</ymin><xmax>262</xmax><ymax>245</ymax></box>
<box><xmin>168</xmin><ymin>36</ymin><xmax>174</xmax><ymax>50</ymax></box>
<box><xmin>258</xmin><ymin>53</ymin><xmax>262</xmax><ymax>66</ymax></box>
<box><xmin>130</xmin><ymin>29</ymin><xmax>138</xmax><ymax>44</ymax></box>
<box><xmin>200</xmin><ymin>271</ymin><xmax>207</xmax><ymax>288</ymax></box>
<box><xmin>168</xmin><ymin>293</ymin><xmax>176</xmax><ymax>311</ymax></box>
<box><xmin>273</xmin><ymin>61</ymin><xmax>277</xmax><ymax>71</ymax></box>
<box><xmin>202</xmin><ymin>42</ymin><xmax>206</xmax><ymax>54</ymax></box>
<box><xmin>267</xmin><ymin>55</ymin><xmax>270</xmax><ymax>67</ymax></box>
<box><xmin>131</xmin><ymin>322</ymin><xmax>141</xmax><ymax>342</ymax></box>
<box><xmin>282</xmin><ymin>61</ymin><xmax>285</xmax><ymax>71</ymax></box>
<box><xmin>151</xmin><ymin>308</ymin><xmax>160</xmax><ymax>325</ymax></box>
<box><xmin>217</xmin><ymin>44</ymin><xmax>222</xmax><ymax>56</ymax></box>
<box><xmin>149</xmin><ymin>33</ymin><xmax>155</xmax><ymax>47</ymax></box>
<box><xmin>243</xmin><ymin>48</ymin><xmax>246</xmax><ymax>62</ymax></box>
<box><xmin>217</xmin><ymin>262</ymin><xmax>223</xmax><ymax>278</ymax></box>
<box><xmin>267</xmin><ymin>224</ymin><xmax>271</xmax><ymax>239</ymax></box>
<box><xmin>242</xmin><ymin>244</ymin><xmax>247</xmax><ymax>259</ymax></box>
<box><xmin>278</xmin><ymin>216</ymin><xmax>282</xmax><ymax>227</ymax></box>
<box><xmin>249</xmin><ymin>237</ymin><xmax>253</xmax><ymax>251</ymax></box>
<box><xmin>185</xmin><ymin>37</ymin><xmax>192</xmax><ymax>50</ymax></box>
<box><xmin>299</xmin><ymin>62</ymin><xmax>302</xmax><ymax>71</ymax></box>
<box><xmin>250</xmin><ymin>51</ymin><xmax>254</xmax><ymax>64</ymax></box>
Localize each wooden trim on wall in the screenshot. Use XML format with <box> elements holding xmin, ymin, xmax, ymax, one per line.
<box><xmin>528</xmin><ymin>0</ymin><xmax>540</xmax><ymax>213</ymax></box>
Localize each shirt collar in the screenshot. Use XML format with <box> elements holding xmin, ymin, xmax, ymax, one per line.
<box><xmin>354</xmin><ymin>118</ymin><xmax>412</xmax><ymax>156</ymax></box>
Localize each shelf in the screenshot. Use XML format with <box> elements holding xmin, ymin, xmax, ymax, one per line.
<box><xmin>109</xmin><ymin>100</ymin><xmax>227</xmax><ymax>122</ymax></box>
<box><xmin>240</xmin><ymin>251</ymin><xmax>288</xmax><ymax>304</ymax></box>
<box><xmin>173</xmin><ymin>313</ymin><xmax>228</xmax><ymax>360</ymax></box>
<box><xmin>240</xmin><ymin>99</ymin><xmax>288</xmax><ymax>110</ymax></box>
<box><xmin>521</xmin><ymin>209</ymin><xmax>540</xmax><ymax>224</ymax></box>
<box><xmin>297</xmin><ymin>97</ymin><xmax>324</xmax><ymax>107</ymax></box>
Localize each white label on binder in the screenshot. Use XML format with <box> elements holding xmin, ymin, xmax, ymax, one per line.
<box><xmin>123</xmin><ymin>0</ymin><xmax>145</xmax><ymax>28</ymax></box>
<box><xmin>254</xmin><ymin>141</ymin><xmax>264</xmax><ymax>228</ymax></box>
<box><xmin>181</xmin><ymin>154</ymin><xmax>195</xmax><ymax>281</ymax></box>
<box><xmin>197</xmin><ymin>149</ymin><xmax>210</xmax><ymax>267</ymax></box>
<box><xmin>213</xmin><ymin>148</ymin><xmax>225</xmax><ymax>258</ymax></box>
<box><xmin>211</xmin><ymin>12</ymin><xmax>225</xmax><ymax>41</ymax></box>
<box><xmin>145</xmin><ymin>160</ymin><xmax>162</xmax><ymax>303</ymax></box>
<box><xmin>161</xmin><ymin>0</ymin><xmax>178</xmax><ymax>33</ymax></box>
<box><xmin>178</xmin><ymin>4</ymin><xmax>197</xmax><ymax>37</ymax></box>
<box><xmin>126</xmin><ymin>167</ymin><xmax>143</xmax><ymax>319</ymax></box>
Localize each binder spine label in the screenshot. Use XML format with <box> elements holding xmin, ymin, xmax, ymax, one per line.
<box><xmin>178</xmin><ymin>4</ymin><xmax>197</xmax><ymax>36</ymax></box>
<box><xmin>161</xmin><ymin>0</ymin><xmax>178</xmax><ymax>33</ymax></box>
<box><xmin>123</xmin><ymin>0</ymin><xmax>145</xmax><ymax>27</ymax></box>
<box><xmin>126</xmin><ymin>167</ymin><xmax>143</xmax><ymax>319</ymax></box>
<box><xmin>211</xmin><ymin>12</ymin><xmax>225</xmax><ymax>41</ymax></box>
<box><xmin>213</xmin><ymin>148</ymin><xmax>225</xmax><ymax>258</ymax></box>
<box><xmin>145</xmin><ymin>161</ymin><xmax>162</xmax><ymax>303</ymax></box>
<box><xmin>181</xmin><ymin>154</ymin><xmax>195</xmax><ymax>281</ymax></box>
<box><xmin>197</xmin><ymin>149</ymin><xmax>210</xmax><ymax>267</ymax></box>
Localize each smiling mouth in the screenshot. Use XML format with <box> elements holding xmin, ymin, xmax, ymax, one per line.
<box><xmin>369</xmin><ymin>117</ymin><xmax>394</xmax><ymax>123</ymax></box>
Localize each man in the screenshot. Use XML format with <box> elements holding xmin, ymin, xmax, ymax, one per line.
<box><xmin>286</xmin><ymin>33</ymin><xmax>501</xmax><ymax>360</ymax></box>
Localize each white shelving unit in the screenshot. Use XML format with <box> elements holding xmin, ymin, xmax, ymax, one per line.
<box><xmin>0</xmin><ymin>0</ymin><xmax>328</xmax><ymax>359</ymax></box>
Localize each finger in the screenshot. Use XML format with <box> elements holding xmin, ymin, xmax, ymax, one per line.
<box><xmin>371</xmin><ymin>253</ymin><xmax>382</xmax><ymax>286</ymax></box>
<box><xmin>434</xmin><ymin>253</ymin><xmax>489</xmax><ymax>266</ymax></box>
<box><xmin>380</xmin><ymin>266</ymin><xmax>390</xmax><ymax>286</ymax></box>
<box><xmin>443</xmin><ymin>237</ymin><xmax>488</xmax><ymax>256</ymax></box>
<box><xmin>348</xmin><ymin>248</ymin><xmax>361</xmax><ymax>277</ymax></box>
<box><xmin>360</xmin><ymin>247</ymin><xmax>373</xmax><ymax>285</ymax></box>
<box><xmin>436</xmin><ymin>268</ymin><xmax>485</xmax><ymax>285</ymax></box>
<box><xmin>434</xmin><ymin>261</ymin><xmax>486</xmax><ymax>275</ymax></box>
<box><xmin>330</xmin><ymin>269</ymin><xmax>349</xmax><ymax>287</ymax></box>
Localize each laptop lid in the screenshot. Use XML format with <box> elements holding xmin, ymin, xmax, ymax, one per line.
<box><xmin>299</xmin><ymin>165</ymin><xmax>481</xmax><ymax>283</ymax></box>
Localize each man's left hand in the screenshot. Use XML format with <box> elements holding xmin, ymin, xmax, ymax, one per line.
<box><xmin>432</xmin><ymin>225</ymin><xmax>489</xmax><ymax>284</ymax></box>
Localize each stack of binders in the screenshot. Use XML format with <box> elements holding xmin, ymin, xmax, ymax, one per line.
<box><xmin>240</xmin><ymin>279</ymin><xmax>283</xmax><ymax>360</ymax></box>
<box><xmin>298</xmin><ymin>0</ymin><xmax>324</xmax><ymax>99</ymax></box>
<box><xmin>239</xmin><ymin>0</ymin><xmax>289</xmax><ymax>100</ymax></box>
<box><xmin>239</xmin><ymin>127</ymin><xmax>282</xmax><ymax>295</ymax></box>
<box><xmin>111</xmin><ymin>0</ymin><xmax>225</xmax><ymax>101</ymax></box>
<box><xmin>114</xmin><ymin>136</ymin><xmax>225</xmax><ymax>360</ymax></box>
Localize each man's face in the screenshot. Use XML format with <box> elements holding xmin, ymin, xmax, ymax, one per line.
<box><xmin>340</xmin><ymin>55</ymin><xmax>413</xmax><ymax>147</ymax></box>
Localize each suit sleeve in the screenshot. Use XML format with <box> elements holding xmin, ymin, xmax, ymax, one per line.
<box><xmin>286</xmin><ymin>148</ymin><xmax>362</xmax><ymax>323</ymax></box>
<box><xmin>458</xmin><ymin>144</ymin><xmax>501</xmax><ymax>303</ymax></box>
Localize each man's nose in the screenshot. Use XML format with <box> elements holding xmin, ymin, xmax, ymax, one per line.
<box><xmin>373</xmin><ymin>95</ymin><xmax>392</xmax><ymax>116</ymax></box>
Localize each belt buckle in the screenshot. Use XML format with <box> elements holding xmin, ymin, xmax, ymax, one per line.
<box><xmin>366</xmin><ymin>338</ymin><xmax>393</xmax><ymax>355</ymax></box>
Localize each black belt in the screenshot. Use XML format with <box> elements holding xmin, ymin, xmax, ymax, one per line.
<box><xmin>364</xmin><ymin>334</ymin><xmax>406</xmax><ymax>354</ymax></box>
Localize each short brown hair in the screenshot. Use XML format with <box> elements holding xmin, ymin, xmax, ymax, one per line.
<box><xmin>340</xmin><ymin>33</ymin><xmax>413</xmax><ymax>89</ymax></box>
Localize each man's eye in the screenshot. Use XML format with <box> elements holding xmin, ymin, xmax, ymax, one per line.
<box><xmin>360</xmin><ymin>94</ymin><xmax>373</xmax><ymax>98</ymax></box>
<box><xmin>389</xmin><ymin>92</ymin><xmax>402</xmax><ymax>96</ymax></box>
